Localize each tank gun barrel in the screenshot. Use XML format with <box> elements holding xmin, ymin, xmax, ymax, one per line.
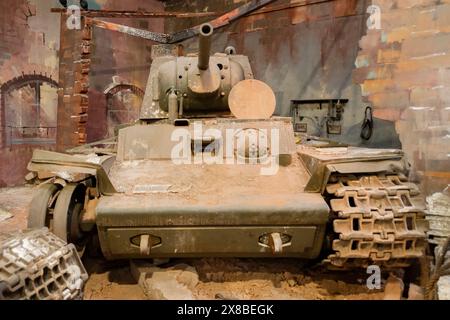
<box><xmin>198</xmin><ymin>23</ymin><xmax>214</xmax><ymax>70</ymax></box>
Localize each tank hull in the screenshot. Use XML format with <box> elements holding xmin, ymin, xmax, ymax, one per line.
<box><xmin>25</xmin><ymin>118</ymin><xmax>428</xmax><ymax>268</ymax></box>
<box><xmin>96</xmin><ymin>191</ymin><xmax>329</xmax><ymax>259</ymax></box>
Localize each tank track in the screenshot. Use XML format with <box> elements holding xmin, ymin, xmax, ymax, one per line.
<box><xmin>0</xmin><ymin>228</ymin><xmax>88</xmax><ymax>300</ymax></box>
<box><xmin>324</xmin><ymin>173</ymin><xmax>429</xmax><ymax>269</ymax></box>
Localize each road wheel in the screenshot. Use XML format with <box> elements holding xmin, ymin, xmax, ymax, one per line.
<box><xmin>28</xmin><ymin>184</ymin><xmax>61</xmax><ymax>229</ymax></box>
<box><xmin>53</xmin><ymin>184</ymin><xmax>87</xmax><ymax>255</ymax></box>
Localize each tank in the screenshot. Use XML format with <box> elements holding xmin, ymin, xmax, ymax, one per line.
<box><xmin>26</xmin><ymin>24</ymin><xmax>428</xmax><ymax>269</ymax></box>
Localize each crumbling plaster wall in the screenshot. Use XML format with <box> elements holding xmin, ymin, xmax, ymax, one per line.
<box><xmin>0</xmin><ymin>0</ymin><xmax>59</xmax><ymax>84</ymax></box>
<box><xmin>0</xmin><ymin>0</ymin><xmax>60</xmax><ymax>187</ymax></box>
<box><xmin>354</xmin><ymin>0</ymin><xmax>450</xmax><ymax>195</ymax></box>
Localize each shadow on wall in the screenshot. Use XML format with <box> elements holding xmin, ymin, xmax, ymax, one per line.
<box><xmin>344</xmin><ymin>118</ymin><xmax>402</xmax><ymax>149</ymax></box>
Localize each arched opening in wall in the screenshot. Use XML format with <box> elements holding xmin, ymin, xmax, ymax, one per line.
<box><xmin>1</xmin><ymin>74</ymin><xmax>58</xmax><ymax>147</ymax></box>
<box><xmin>104</xmin><ymin>83</ymin><xmax>144</xmax><ymax>138</ymax></box>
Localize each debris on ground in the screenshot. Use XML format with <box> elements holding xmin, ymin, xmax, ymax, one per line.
<box><xmin>438</xmin><ymin>276</ymin><xmax>450</xmax><ymax>300</ymax></box>
<box><xmin>82</xmin><ymin>259</ymin><xmax>147</xmax><ymax>300</ymax></box>
<box><xmin>426</xmin><ymin>188</ymin><xmax>450</xmax><ymax>300</ymax></box>
<box><xmin>0</xmin><ymin>208</ymin><xmax>12</xmax><ymax>222</ymax></box>
<box><xmin>408</xmin><ymin>284</ymin><xmax>424</xmax><ymax>300</ymax></box>
<box><xmin>435</xmin><ymin>241</ymin><xmax>450</xmax><ymax>300</ymax></box>
<box><xmin>425</xmin><ymin>236</ymin><xmax>450</xmax><ymax>300</ymax></box>
<box><xmin>426</xmin><ymin>190</ymin><xmax>450</xmax><ymax>245</ymax></box>
<box><xmin>383</xmin><ymin>274</ymin><xmax>404</xmax><ymax>300</ymax></box>
<box><xmin>81</xmin><ymin>257</ymin><xmax>387</xmax><ymax>300</ymax></box>
<box><xmin>131</xmin><ymin>261</ymin><xmax>199</xmax><ymax>300</ymax></box>
<box><xmin>0</xmin><ymin>228</ymin><xmax>88</xmax><ymax>300</ymax></box>
<box><xmin>0</xmin><ymin>186</ymin><xmax>34</xmax><ymax>232</ymax></box>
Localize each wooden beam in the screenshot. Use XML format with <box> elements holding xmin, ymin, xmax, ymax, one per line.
<box><xmin>50</xmin><ymin>8</ymin><xmax>219</xmax><ymax>18</ymax></box>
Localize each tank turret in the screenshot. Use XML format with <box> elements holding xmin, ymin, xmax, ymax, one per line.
<box><xmin>140</xmin><ymin>23</ymin><xmax>255</xmax><ymax>120</ymax></box>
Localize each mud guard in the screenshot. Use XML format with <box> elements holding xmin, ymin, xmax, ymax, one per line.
<box><xmin>27</xmin><ymin>149</ymin><xmax>117</xmax><ymax>195</ymax></box>
<box><xmin>298</xmin><ymin>148</ymin><xmax>409</xmax><ymax>193</ymax></box>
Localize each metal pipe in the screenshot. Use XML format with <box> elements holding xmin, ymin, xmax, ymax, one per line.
<box><xmin>179</xmin><ymin>95</ymin><xmax>184</xmax><ymax>117</ymax></box>
<box><xmin>197</xmin><ymin>23</ymin><xmax>213</xmax><ymax>71</ymax></box>
<box><xmin>168</xmin><ymin>90</ymin><xmax>178</xmax><ymax>121</ymax></box>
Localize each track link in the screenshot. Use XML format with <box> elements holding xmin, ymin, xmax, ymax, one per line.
<box><xmin>324</xmin><ymin>174</ymin><xmax>429</xmax><ymax>269</ymax></box>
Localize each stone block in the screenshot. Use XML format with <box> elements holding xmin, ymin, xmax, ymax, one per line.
<box><xmin>130</xmin><ymin>261</ymin><xmax>199</xmax><ymax>300</ymax></box>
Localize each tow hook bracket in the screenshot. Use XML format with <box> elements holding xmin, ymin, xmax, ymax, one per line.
<box><xmin>258</xmin><ymin>232</ymin><xmax>292</xmax><ymax>254</ymax></box>
<box><xmin>140</xmin><ymin>234</ymin><xmax>151</xmax><ymax>255</ymax></box>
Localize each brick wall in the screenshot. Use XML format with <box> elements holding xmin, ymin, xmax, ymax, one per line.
<box><xmin>354</xmin><ymin>0</ymin><xmax>450</xmax><ymax>195</ymax></box>
<box><xmin>56</xmin><ymin>15</ymin><xmax>91</xmax><ymax>151</ymax></box>
<box><xmin>58</xmin><ymin>0</ymin><xmax>164</xmax><ymax>147</ymax></box>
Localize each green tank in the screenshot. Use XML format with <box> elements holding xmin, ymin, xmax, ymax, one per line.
<box><xmin>26</xmin><ymin>24</ymin><xmax>428</xmax><ymax>269</ymax></box>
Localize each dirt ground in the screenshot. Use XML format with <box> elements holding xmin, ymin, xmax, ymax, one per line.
<box><xmin>0</xmin><ymin>186</ymin><xmax>34</xmax><ymax>233</ymax></box>
<box><xmin>0</xmin><ymin>186</ymin><xmax>390</xmax><ymax>300</ymax></box>
<box><xmin>82</xmin><ymin>257</ymin><xmax>385</xmax><ymax>300</ymax></box>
